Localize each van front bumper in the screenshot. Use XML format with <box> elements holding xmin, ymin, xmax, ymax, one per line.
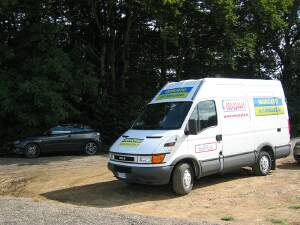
<box><xmin>108</xmin><ymin>162</ymin><xmax>173</xmax><ymax>185</ymax></box>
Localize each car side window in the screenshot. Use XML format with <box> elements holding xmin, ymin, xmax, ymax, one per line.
<box><xmin>197</xmin><ymin>100</ymin><xmax>217</xmax><ymax>131</ymax></box>
<box><xmin>50</xmin><ymin>127</ymin><xmax>71</xmax><ymax>135</ymax></box>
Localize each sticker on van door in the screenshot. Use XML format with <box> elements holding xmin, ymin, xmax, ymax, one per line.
<box><xmin>253</xmin><ymin>97</ymin><xmax>284</xmax><ymax>116</ymax></box>
<box><xmin>156</xmin><ymin>87</ymin><xmax>193</xmax><ymax>100</ymax></box>
<box><xmin>119</xmin><ymin>138</ymin><xmax>143</xmax><ymax>147</ymax></box>
<box><xmin>195</xmin><ymin>142</ymin><xmax>217</xmax><ymax>153</ymax></box>
<box><xmin>222</xmin><ymin>98</ymin><xmax>249</xmax><ymax>118</ymax></box>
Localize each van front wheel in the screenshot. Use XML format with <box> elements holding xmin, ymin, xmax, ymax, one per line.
<box><xmin>253</xmin><ymin>151</ymin><xmax>271</xmax><ymax>176</ymax></box>
<box><xmin>172</xmin><ymin>163</ymin><xmax>194</xmax><ymax>195</ymax></box>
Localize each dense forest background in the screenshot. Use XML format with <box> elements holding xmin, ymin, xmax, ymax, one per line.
<box><xmin>0</xmin><ymin>0</ymin><xmax>299</xmax><ymax>148</ymax></box>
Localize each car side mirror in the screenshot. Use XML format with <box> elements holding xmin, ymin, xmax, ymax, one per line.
<box><xmin>185</xmin><ymin>119</ymin><xmax>198</xmax><ymax>135</ymax></box>
<box><xmin>46</xmin><ymin>130</ymin><xmax>52</xmax><ymax>136</ymax></box>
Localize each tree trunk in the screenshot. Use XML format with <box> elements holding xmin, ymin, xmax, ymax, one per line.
<box><xmin>108</xmin><ymin>0</ymin><xmax>116</xmax><ymax>94</ymax></box>
<box><xmin>100</xmin><ymin>43</ymin><xmax>106</xmax><ymax>95</ymax></box>
<box><xmin>121</xmin><ymin>9</ymin><xmax>133</xmax><ymax>92</ymax></box>
<box><xmin>91</xmin><ymin>0</ymin><xmax>107</xmax><ymax>96</ymax></box>
<box><xmin>160</xmin><ymin>36</ymin><xmax>167</xmax><ymax>87</ymax></box>
<box><xmin>176</xmin><ymin>47</ymin><xmax>189</xmax><ymax>81</ymax></box>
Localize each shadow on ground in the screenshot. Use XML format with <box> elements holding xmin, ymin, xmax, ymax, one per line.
<box><xmin>0</xmin><ymin>153</ymin><xmax>107</xmax><ymax>167</ymax></box>
<box><xmin>277</xmin><ymin>161</ymin><xmax>300</xmax><ymax>170</ymax></box>
<box><xmin>42</xmin><ymin>168</ymin><xmax>253</xmax><ymax>208</ymax></box>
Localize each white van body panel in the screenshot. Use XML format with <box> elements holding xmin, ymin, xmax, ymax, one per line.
<box><xmin>108</xmin><ymin>78</ymin><xmax>290</xmax><ymax>185</ymax></box>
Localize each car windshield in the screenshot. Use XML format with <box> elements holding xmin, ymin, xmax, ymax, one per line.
<box><xmin>132</xmin><ymin>102</ymin><xmax>192</xmax><ymax>130</ymax></box>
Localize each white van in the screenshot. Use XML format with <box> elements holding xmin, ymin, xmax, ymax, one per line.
<box><xmin>108</xmin><ymin>78</ymin><xmax>291</xmax><ymax>195</ymax></box>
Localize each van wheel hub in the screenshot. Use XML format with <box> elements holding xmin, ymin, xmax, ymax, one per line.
<box><xmin>183</xmin><ymin>169</ymin><xmax>192</xmax><ymax>188</ymax></box>
<box><xmin>260</xmin><ymin>155</ymin><xmax>269</xmax><ymax>172</ymax></box>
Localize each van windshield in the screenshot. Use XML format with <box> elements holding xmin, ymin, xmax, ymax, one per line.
<box><xmin>132</xmin><ymin>102</ymin><xmax>192</xmax><ymax>130</ymax></box>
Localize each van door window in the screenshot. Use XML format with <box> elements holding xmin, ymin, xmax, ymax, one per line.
<box><xmin>198</xmin><ymin>101</ymin><xmax>218</xmax><ymax>131</ymax></box>
<box><xmin>197</xmin><ymin>100</ymin><xmax>217</xmax><ymax>131</ymax></box>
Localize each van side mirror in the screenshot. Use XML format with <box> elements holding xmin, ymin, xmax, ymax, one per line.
<box><xmin>185</xmin><ymin>119</ymin><xmax>198</xmax><ymax>135</ymax></box>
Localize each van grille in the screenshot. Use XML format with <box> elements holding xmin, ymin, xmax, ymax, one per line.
<box><xmin>111</xmin><ymin>153</ymin><xmax>138</xmax><ymax>163</ymax></box>
<box><xmin>114</xmin><ymin>155</ymin><xmax>135</xmax><ymax>162</ymax></box>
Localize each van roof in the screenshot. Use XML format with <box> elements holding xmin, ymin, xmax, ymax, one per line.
<box><xmin>172</xmin><ymin>78</ymin><xmax>281</xmax><ymax>85</ymax></box>
<box><xmin>150</xmin><ymin>78</ymin><xmax>282</xmax><ymax>104</ymax></box>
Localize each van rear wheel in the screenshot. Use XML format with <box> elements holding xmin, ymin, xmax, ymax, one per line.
<box><xmin>172</xmin><ymin>163</ymin><xmax>194</xmax><ymax>195</ymax></box>
<box><xmin>253</xmin><ymin>151</ymin><xmax>271</xmax><ymax>176</ymax></box>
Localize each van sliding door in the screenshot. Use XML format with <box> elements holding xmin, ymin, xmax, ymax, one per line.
<box><xmin>220</xmin><ymin>85</ymin><xmax>255</xmax><ymax>172</ymax></box>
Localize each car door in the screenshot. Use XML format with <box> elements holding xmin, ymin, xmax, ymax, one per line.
<box><xmin>65</xmin><ymin>129</ymin><xmax>87</xmax><ymax>151</ymax></box>
<box><xmin>41</xmin><ymin>132</ymin><xmax>71</xmax><ymax>152</ymax></box>
<box><xmin>187</xmin><ymin>100</ymin><xmax>222</xmax><ymax>176</ymax></box>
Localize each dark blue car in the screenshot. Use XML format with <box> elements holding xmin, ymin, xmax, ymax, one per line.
<box><xmin>12</xmin><ymin>125</ymin><xmax>102</xmax><ymax>158</ymax></box>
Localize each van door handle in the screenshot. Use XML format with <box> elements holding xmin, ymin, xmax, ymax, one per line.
<box><xmin>216</xmin><ymin>134</ymin><xmax>222</xmax><ymax>142</ymax></box>
<box><xmin>277</xmin><ymin>128</ymin><xmax>281</xmax><ymax>132</ymax></box>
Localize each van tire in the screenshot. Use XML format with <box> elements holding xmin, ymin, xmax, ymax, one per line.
<box><xmin>253</xmin><ymin>151</ymin><xmax>271</xmax><ymax>176</ymax></box>
<box><xmin>172</xmin><ymin>163</ymin><xmax>194</xmax><ymax>195</ymax></box>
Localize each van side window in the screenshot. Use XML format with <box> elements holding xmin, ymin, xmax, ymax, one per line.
<box><xmin>197</xmin><ymin>100</ymin><xmax>217</xmax><ymax>131</ymax></box>
<box><xmin>189</xmin><ymin>100</ymin><xmax>217</xmax><ymax>132</ymax></box>
<box><xmin>190</xmin><ymin>105</ymin><xmax>199</xmax><ymax>121</ymax></box>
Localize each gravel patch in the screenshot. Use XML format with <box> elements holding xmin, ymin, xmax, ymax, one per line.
<box><xmin>0</xmin><ymin>196</ymin><xmax>219</xmax><ymax>225</ymax></box>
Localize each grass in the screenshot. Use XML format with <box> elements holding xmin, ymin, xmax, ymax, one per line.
<box><xmin>221</xmin><ymin>215</ymin><xmax>234</xmax><ymax>221</ymax></box>
<box><xmin>288</xmin><ymin>204</ymin><xmax>300</xmax><ymax>209</ymax></box>
<box><xmin>270</xmin><ymin>218</ymin><xmax>290</xmax><ymax>225</ymax></box>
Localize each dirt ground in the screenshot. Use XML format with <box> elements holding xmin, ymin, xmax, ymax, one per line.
<box><xmin>0</xmin><ymin>148</ymin><xmax>300</xmax><ymax>225</ymax></box>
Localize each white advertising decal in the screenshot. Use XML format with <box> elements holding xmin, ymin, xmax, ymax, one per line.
<box><xmin>195</xmin><ymin>142</ymin><xmax>217</xmax><ymax>153</ymax></box>
<box><xmin>222</xmin><ymin>98</ymin><xmax>249</xmax><ymax>119</ymax></box>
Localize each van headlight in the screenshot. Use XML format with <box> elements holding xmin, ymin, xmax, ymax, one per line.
<box><xmin>138</xmin><ymin>155</ymin><xmax>152</xmax><ymax>164</ymax></box>
<box><xmin>138</xmin><ymin>154</ymin><xmax>166</xmax><ymax>164</ymax></box>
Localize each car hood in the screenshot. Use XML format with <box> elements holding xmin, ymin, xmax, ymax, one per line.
<box><xmin>109</xmin><ymin>129</ymin><xmax>181</xmax><ymax>155</ymax></box>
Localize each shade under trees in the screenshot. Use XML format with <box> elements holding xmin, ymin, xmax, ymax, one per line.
<box><xmin>0</xmin><ymin>0</ymin><xmax>299</xmax><ymax>147</ymax></box>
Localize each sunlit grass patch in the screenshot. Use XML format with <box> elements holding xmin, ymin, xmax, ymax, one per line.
<box><xmin>288</xmin><ymin>204</ymin><xmax>300</xmax><ymax>209</ymax></box>
<box><xmin>221</xmin><ymin>215</ymin><xmax>234</xmax><ymax>221</ymax></box>
<box><xmin>270</xmin><ymin>218</ymin><xmax>290</xmax><ymax>225</ymax></box>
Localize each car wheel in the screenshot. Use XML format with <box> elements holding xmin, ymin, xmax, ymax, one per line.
<box><xmin>84</xmin><ymin>142</ymin><xmax>98</xmax><ymax>155</ymax></box>
<box><xmin>253</xmin><ymin>151</ymin><xmax>271</xmax><ymax>176</ymax></box>
<box><xmin>24</xmin><ymin>143</ymin><xmax>40</xmax><ymax>158</ymax></box>
<box><xmin>172</xmin><ymin>163</ymin><xmax>194</xmax><ymax>195</ymax></box>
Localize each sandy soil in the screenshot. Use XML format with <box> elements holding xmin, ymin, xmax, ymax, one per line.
<box><xmin>0</xmin><ymin>152</ymin><xmax>300</xmax><ymax>225</ymax></box>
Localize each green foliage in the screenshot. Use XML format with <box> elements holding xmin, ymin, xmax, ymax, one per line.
<box><xmin>0</xmin><ymin>0</ymin><xmax>299</xmax><ymax>148</ymax></box>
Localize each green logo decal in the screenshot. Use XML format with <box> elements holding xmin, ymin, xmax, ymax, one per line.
<box><xmin>119</xmin><ymin>138</ymin><xmax>143</xmax><ymax>147</ymax></box>
<box><xmin>253</xmin><ymin>97</ymin><xmax>284</xmax><ymax>116</ymax></box>
<box><xmin>156</xmin><ymin>87</ymin><xmax>193</xmax><ymax>100</ymax></box>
